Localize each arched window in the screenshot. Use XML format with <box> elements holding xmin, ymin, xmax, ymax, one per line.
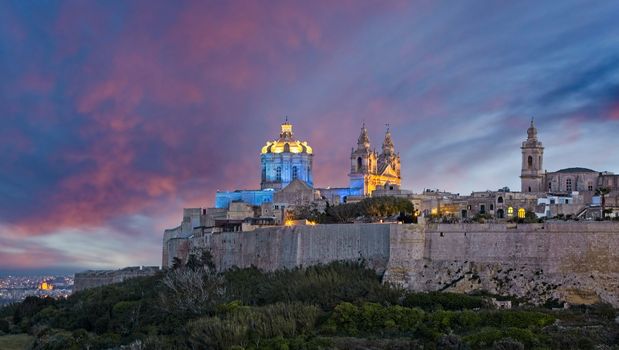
<box><xmin>490</xmin><ymin>204</ymin><xmax>494</xmax><ymax>211</ymax></box>
<box><xmin>587</xmin><ymin>182</ymin><xmax>593</xmax><ymax>191</ymax></box>
<box><xmin>292</xmin><ymin>166</ymin><xmax>298</xmax><ymax>180</ymax></box>
<box><xmin>497</xmin><ymin>209</ymin><xmax>504</xmax><ymax>219</ymax></box>
<box><xmin>528</xmin><ymin>186</ymin><xmax>532</xmax><ymax>193</ymax></box>
<box><xmin>357</xmin><ymin>157</ymin><xmax>363</xmax><ymax>171</ymax></box>
<box><xmin>507</xmin><ymin>207</ymin><xmax>514</xmax><ymax>217</ymax></box>
<box><xmin>527</xmin><ymin>155</ymin><xmax>533</xmax><ymax>169</ymax></box>
<box><xmin>497</xmin><ymin>196</ymin><xmax>503</xmax><ymax>203</ymax></box>
<box><xmin>518</xmin><ymin>208</ymin><xmax>526</xmax><ymax>219</ymax></box>
<box><xmin>566</xmin><ymin>179</ymin><xmax>572</xmax><ymax>192</ymax></box>
<box><xmin>276</xmin><ymin>167</ymin><xmax>282</xmax><ymax>181</ymax></box>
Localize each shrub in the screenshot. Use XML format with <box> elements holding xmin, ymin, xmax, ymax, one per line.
<box><xmin>403</xmin><ymin>292</ymin><xmax>483</xmax><ymax>311</ymax></box>
<box><xmin>187</xmin><ymin>302</ymin><xmax>320</xmax><ymax>350</ymax></box>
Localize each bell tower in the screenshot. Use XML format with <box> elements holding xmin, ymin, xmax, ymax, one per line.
<box><xmin>520</xmin><ymin>118</ymin><xmax>544</xmax><ymax>193</ymax></box>
<box><xmin>349</xmin><ymin>123</ymin><xmax>377</xmax><ymax>195</ymax></box>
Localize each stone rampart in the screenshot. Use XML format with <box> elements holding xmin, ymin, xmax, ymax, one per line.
<box><xmin>192</xmin><ymin>223</ymin><xmax>391</xmax><ymax>273</ymax></box>
<box><xmin>174</xmin><ymin>222</ymin><xmax>619</xmax><ymax>307</ymax></box>
<box><xmin>74</xmin><ymin>266</ymin><xmax>160</xmax><ymax>292</ymax></box>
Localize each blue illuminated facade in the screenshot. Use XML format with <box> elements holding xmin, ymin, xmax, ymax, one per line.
<box><xmin>260</xmin><ymin>121</ymin><xmax>313</xmax><ymax>190</ymax></box>
<box><xmin>215</xmin><ymin>189</ymin><xmax>274</xmax><ymax>209</ymax></box>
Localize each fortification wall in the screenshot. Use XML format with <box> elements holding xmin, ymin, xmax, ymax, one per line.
<box><xmin>74</xmin><ymin>266</ymin><xmax>160</xmax><ymax>292</ymax></box>
<box><xmin>385</xmin><ymin>222</ymin><xmax>619</xmax><ymax>306</ymax></box>
<box><xmin>191</xmin><ymin>223</ymin><xmax>391</xmax><ymax>272</ymax></box>
<box><xmin>176</xmin><ymin>222</ymin><xmax>619</xmax><ymax>306</ymax></box>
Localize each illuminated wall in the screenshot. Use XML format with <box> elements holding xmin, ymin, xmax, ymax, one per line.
<box><xmin>215</xmin><ymin>190</ymin><xmax>274</xmax><ymax>209</ymax></box>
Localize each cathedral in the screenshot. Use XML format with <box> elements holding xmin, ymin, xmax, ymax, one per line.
<box><xmin>214</xmin><ymin>119</ymin><xmax>402</xmax><ymax>209</ymax></box>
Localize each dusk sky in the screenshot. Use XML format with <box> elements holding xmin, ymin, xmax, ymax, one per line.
<box><xmin>1</xmin><ymin>0</ymin><xmax>619</xmax><ymax>273</ymax></box>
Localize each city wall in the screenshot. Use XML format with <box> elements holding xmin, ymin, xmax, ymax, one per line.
<box><xmin>74</xmin><ymin>266</ymin><xmax>160</xmax><ymax>292</ymax></box>
<box><xmin>187</xmin><ymin>222</ymin><xmax>619</xmax><ymax>307</ymax></box>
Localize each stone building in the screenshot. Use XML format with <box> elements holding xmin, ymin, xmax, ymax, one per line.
<box><xmin>521</xmin><ymin>119</ymin><xmax>619</xmax><ymax>196</ymax></box>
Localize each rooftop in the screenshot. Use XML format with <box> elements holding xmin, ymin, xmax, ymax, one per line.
<box><xmin>555</xmin><ymin>167</ymin><xmax>597</xmax><ymax>174</ymax></box>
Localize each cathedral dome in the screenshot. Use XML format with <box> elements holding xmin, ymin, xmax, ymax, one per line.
<box><xmin>261</xmin><ymin>121</ymin><xmax>313</xmax><ymax>154</ymax></box>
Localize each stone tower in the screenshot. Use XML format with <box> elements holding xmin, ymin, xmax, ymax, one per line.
<box><xmin>349</xmin><ymin>123</ymin><xmax>378</xmax><ymax>195</ymax></box>
<box><xmin>520</xmin><ymin>118</ymin><xmax>544</xmax><ymax>193</ymax></box>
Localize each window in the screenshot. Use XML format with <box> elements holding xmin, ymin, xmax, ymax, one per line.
<box><xmin>292</xmin><ymin>166</ymin><xmax>298</xmax><ymax>180</ymax></box>
<box><xmin>357</xmin><ymin>157</ymin><xmax>362</xmax><ymax>171</ymax></box>
<box><xmin>276</xmin><ymin>167</ymin><xmax>282</xmax><ymax>181</ymax></box>
<box><xmin>480</xmin><ymin>204</ymin><xmax>486</xmax><ymax>214</ymax></box>
<box><xmin>527</xmin><ymin>155</ymin><xmax>533</xmax><ymax>169</ymax></box>
<box><xmin>548</xmin><ymin>182</ymin><xmax>552</xmax><ymax>191</ymax></box>
<box><xmin>490</xmin><ymin>204</ymin><xmax>494</xmax><ymax>211</ymax></box>
<box><xmin>587</xmin><ymin>182</ymin><xmax>593</xmax><ymax>191</ymax></box>
<box><xmin>507</xmin><ymin>207</ymin><xmax>514</xmax><ymax>217</ymax></box>
<box><xmin>566</xmin><ymin>179</ymin><xmax>572</xmax><ymax>192</ymax></box>
<box><xmin>518</xmin><ymin>208</ymin><xmax>526</xmax><ymax>219</ymax></box>
<box><xmin>497</xmin><ymin>196</ymin><xmax>503</xmax><ymax>204</ymax></box>
<box><xmin>262</xmin><ymin>166</ymin><xmax>266</xmax><ymax>181</ymax></box>
<box><xmin>528</xmin><ymin>186</ymin><xmax>531</xmax><ymax>193</ymax></box>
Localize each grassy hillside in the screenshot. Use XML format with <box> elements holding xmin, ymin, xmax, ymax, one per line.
<box><xmin>0</xmin><ymin>334</ymin><xmax>34</xmax><ymax>350</ymax></box>
<box><xmin>0</xmin><ymin>258</ymin><xmax>617</xmax><ymax>349</ymax></box>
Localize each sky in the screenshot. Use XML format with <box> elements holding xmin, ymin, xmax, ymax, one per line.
<box><xmin>1</xmin><ymin>0</ymin><xmax>619</xmax><ymax>273</ymax></box>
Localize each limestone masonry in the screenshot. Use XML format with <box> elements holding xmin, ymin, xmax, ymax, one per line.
<box><xmin>177</xmin><ymin>222</ymin><xmax>619</xmax><ymax>307</ymax></box>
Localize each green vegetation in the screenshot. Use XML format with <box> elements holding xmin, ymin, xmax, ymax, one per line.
<box><xmin>1</xmin><ymin>260</ymin><xmax>617</xmax><ymax>349</ymax></box>
<box><xmin>293</xmin><ymin>196</ymin><xmax>415</xmax><ymax>223</ymax></box>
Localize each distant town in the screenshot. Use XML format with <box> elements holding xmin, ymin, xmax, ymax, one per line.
<box><xmin>0</xmin><ymin>275</ymin><xmax>73</xmax><ymax>306</ymax></box>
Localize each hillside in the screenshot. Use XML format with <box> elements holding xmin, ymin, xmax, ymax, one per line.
<box><xmin>0</xmin><ymin>259</ymin><xmax>617</xmax><ymax>349</ymax></box>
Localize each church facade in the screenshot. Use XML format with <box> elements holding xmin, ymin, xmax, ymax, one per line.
<box><xmin>348</xmin><ymin>124</ymin><xmax>401</xmax><ymax>196</ymax></box>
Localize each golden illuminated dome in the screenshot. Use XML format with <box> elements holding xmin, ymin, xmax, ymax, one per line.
<box><xmin>40</xmin><ymin>281</ymin><xmax>53</xmax><ymax>291</ymax></box>
<box><xmin>261</xmin><ymin>120</ymin><xmax>313</xmax><ymax>154</ymax></box>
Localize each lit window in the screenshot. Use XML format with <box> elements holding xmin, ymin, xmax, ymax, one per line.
<box><xmin>292</xmin><ymin>166</ymin><xmax>298</xmax><ymax>180</ymax></box>
<box><xmin>507</xmin><ymin>207</ymin><xmax>514</xmax><ymax>217</ymax></box>
<box><xmin>518</xmin><ymin>208</ymin><xmax>526</xmax><ymax>219</ymax></box>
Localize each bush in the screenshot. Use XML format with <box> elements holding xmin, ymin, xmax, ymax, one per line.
<box><xmin>403</xmin><ymin>292</ymin><xmax>483</xmax><ymax>311</ymax></box>
<box><xmin>0</xmin><ymin>318</ymin><xmax>9</xmax><ymax>333</ymax></box>
<box><xmin>187</xmin><ymin>302</ymin><xmax>320</xmax><ymax>350</ymax></box>
<box><xmin>321</xmin><ymin>302</ymin><xmax>424</xmax><ymax>337</ymax></box>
